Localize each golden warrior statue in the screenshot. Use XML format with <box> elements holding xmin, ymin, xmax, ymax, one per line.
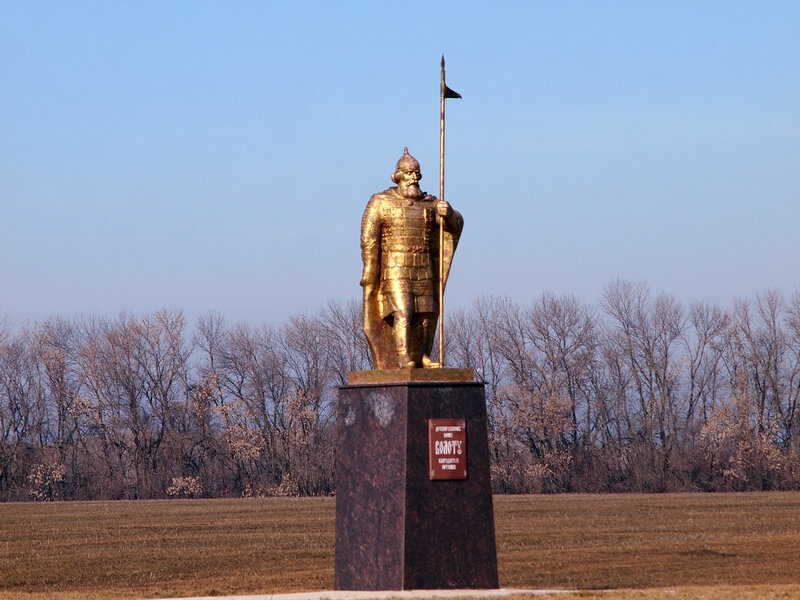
<box><xmin>361</xmin><ymin>148</ymin><xmax>463</xmax><ymax>369</ymax></box>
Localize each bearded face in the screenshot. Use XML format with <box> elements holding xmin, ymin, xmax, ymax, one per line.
<box><xmin>396</xmin><ymin>168</ymin><xmax>423</xmax><ymax>199</ymax></box>
<box><xmin>401</xmin><ymin>182</ymin><xmax>422</xmax><ymax>199</ymax></box>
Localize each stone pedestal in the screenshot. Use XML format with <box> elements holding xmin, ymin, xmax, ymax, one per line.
<box><xmin>335</xmin><ymin>371</ymin><xmax>499</xmax><ymax>590</ymax></box>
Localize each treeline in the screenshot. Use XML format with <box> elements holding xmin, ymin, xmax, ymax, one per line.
<box><xmin>1</xmin><ymin>280</ymin><xmax>799</xmax><ymax>500</ymax></box>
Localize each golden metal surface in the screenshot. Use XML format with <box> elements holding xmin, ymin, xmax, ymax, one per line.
<box><xmin>360</xmin><ymin>148</ymin><xmax>463</xmax><ymax>370</ymax></box>
<box><xmin>347</xmin><ymin>368</ymin><xmax>475</xmax><ymax>385</ymax></box>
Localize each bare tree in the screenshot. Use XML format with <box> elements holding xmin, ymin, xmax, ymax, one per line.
<box><xmin>601</xmin><ymin>280</ymin><xmax>686</xmax><ymax>490</ymax></box>
<box><xmin>320</xmin><ymin>299</ymin><xmax>372</xmax><ymax>383</ymax></box>
<box><xmin>74</xmin><ymin>312</ymin><xmax>190</xmax><ymax>499</ymax></box>
<box><xmin>279</xmin><ymin>314</ymin><xmax>335</xmax><ymax>495</ymax></box>
<box><xmin>0</xmin><ymin>327</ymin><xmax>41</xmax><ymax>499</ymax></box>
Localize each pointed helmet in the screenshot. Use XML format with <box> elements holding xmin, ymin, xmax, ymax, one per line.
<box><xmin>395</xmin><ymin>147</ymin><xmax>420</xmax><ymax>173</ymax></box>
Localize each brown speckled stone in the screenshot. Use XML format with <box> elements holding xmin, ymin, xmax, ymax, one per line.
<box><xmin>335</xmin><ymin>381</ymin><xmax>498</xmax><ymax>590</ymax></box>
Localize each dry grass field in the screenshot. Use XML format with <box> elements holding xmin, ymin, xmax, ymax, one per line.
<box><xmin>1</xmin><ymin>493</ymin><xmax>799</xmax><ymax>600</ymax></box>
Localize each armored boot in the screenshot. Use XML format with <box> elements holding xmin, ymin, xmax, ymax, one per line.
<box><xmin>421</xmin><ymin>355</ymin><xmax>440</xmax><ymax>368</ymax></box>
<box><xmin>420</xmin><ymin>315</ymin><xmax>440</xmax><ymax>368</ymax></box>
<box><xmin>393</xmin><ymin>313</ymin><xmax>416</xmax><ymax>368</ymax></box>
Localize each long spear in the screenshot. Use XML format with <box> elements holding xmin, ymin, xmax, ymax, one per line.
<box><xmin>438</xmin><ymin>55</ymin><xmax>461</xmax><ymax>367</ymax></box>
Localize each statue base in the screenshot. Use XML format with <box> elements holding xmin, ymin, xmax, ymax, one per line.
<box><xmin>348</xmin><ymin>368</ymin><xmax>475</xmax><ymax>385</ymax></box>
<box><xmin>335</xmin><ymin>376</ymin><xmax>498</xmax><ymax>590</ymax></box>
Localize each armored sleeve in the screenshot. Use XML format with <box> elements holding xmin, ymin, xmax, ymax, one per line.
<box><xmin>360</xmin><ymin>195</ymin><xmax>382</xmax><ymax>288</ymax></box>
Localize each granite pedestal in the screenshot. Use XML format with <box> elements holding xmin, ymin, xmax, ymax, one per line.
<box><xmin>335</xmin><ymin>370</ymin><xmax>498</xmax><ymax>590</ymax></box>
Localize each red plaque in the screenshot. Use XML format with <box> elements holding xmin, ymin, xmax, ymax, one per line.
<box><xmin>428</xmin><ymin>418</ymin><xmax>467</xmax><ymax>480</ymax></box>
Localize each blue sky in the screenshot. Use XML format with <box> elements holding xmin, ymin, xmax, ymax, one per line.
<box><xmin>2</xmin><ymin>1</ymin><xmax>799</xmax><ymax>325</ymax></box>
